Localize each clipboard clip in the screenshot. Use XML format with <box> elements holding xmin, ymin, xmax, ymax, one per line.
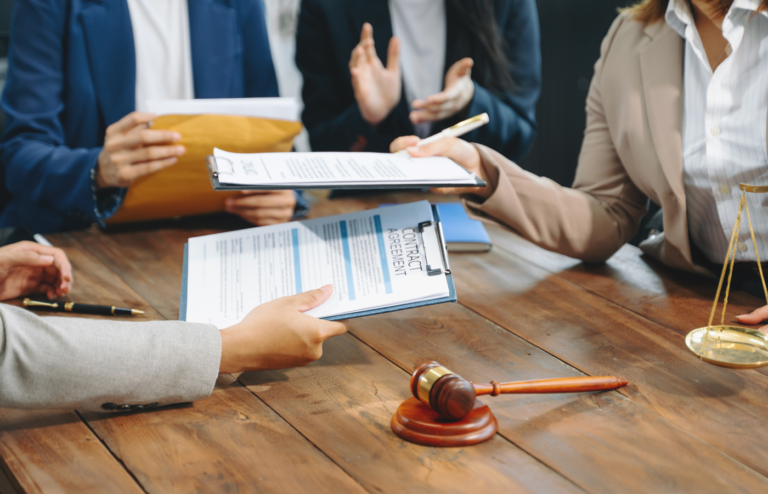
<box><xmin>418</xmin><ymin>220</ymin><xmax>451</xmax><ymax>276</ymax></box>
<box><xmin>206</xmin><ymin>155</ymin><xmax>234</xmax><ymax>178</ymax></box>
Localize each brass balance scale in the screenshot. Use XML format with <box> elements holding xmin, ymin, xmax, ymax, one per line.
<box><xmin>686</xmin><ymin>184</ymin><xmax>768</xmax><ymax>368</ymax></box>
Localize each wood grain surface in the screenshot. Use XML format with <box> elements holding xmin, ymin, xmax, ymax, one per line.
<box><xmin>2</xmin><ymin>193</ymin><xmax>768</xmax><ymax>493</ymax></box>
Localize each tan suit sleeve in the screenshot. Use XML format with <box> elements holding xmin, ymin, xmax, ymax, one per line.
<box><xmin>465</xmin><ymin>14</ymin><xmax>648</xmax><ymax>263</ymax></box>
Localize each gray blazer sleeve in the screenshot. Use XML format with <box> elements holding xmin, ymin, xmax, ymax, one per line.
<box><xmin>0</xmin><ymin>304</ymin><xmax>221</xmax><ymax>411</ymax></box>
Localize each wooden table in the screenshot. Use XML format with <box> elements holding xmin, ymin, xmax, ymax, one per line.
<box><xmin>2</xmin><ymin>192</ymin><xmax>768</xmax><ymax>493</ymax></box>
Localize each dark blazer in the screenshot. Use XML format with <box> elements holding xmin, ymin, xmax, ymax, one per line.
<box><xmin>0</xmin><ymin>0</ymin><xmax>279</xmax><ymax>233</ymax></box>
<box><xmin>296</xmin><ymin>0</ymin><xmax>541</xmax><ymax>160</ymax></box>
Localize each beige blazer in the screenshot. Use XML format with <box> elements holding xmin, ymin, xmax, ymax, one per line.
<box><xmin>467</xmin><ymin>12</ymin><xmax>768</xmax><ymax>276</ymax></box>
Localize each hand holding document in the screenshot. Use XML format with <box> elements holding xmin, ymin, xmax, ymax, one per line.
<box><xmin>181</xmin><ymin>201</ymin><xmax>456</xmax><ymax>327</ymax></box>
<box><xmin>106</xmin><ymin>98</ymin><xmax>302</xmax><ymax>225</ymax></box>
<box><xmin>208</xmin><ymin>149</ymin><xmax>486</xmax><ymax>190</ymax></box>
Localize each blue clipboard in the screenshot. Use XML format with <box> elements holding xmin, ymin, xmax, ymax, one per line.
<box><xmin>179</xmin><ymin>204</ymin><xmax>456</xmax><ymax>322</ymax></box>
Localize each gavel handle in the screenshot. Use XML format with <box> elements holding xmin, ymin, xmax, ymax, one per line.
<box><xmin>472</xmin><ymin>376</ymin><xmax>628</xmax><ymax>396</ymax></box>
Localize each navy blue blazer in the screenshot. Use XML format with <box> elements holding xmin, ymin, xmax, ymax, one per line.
<box><xmin>296</xmin><ymin>0</ymin><xmax>541</xmax><ymax>160</ymax></box>
<box><xmin>0</xmin><ymin>0</ymin><xmax>280</xmax><ymax>233</ymax></box>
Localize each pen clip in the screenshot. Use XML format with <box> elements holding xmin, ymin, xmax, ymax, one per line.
<box><xmin>418</xmin><ymin>221</ymin><xmax>451</xmax><ymax>276</ymax></box>
<box><xmin>23</xmin><ymin>298</ymin><xmax>59</xmax><ymax>309</ymax></box>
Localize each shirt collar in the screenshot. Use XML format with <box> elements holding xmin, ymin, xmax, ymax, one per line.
<box><xmin>665</xmin><ymin>0</ymin><xmax>693</xmax><ymax>39</ymax></box>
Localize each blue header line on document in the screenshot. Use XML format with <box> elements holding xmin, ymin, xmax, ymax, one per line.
<box><xmin>291</xmin><ymin>228</ymin><xmax>302</xmax><ymax>293</ymax></box>
<box><xmin>339</xmin><ymin>221</ymin><xmax>356</xmax><ymax>300</ymax></box>
<box><xmin>373</xmin><ymin>215</ymin><xmax>393</xmax><ymax>294</ymax></box>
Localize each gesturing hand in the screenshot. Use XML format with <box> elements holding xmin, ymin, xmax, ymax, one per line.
<box><xmin>390</xmin><ymin>135</ymin><xmax>490</xmax><ymax>199</ymax></box>
<box><xmin>349</xmin><ymin>22</ymin><xmax>401</xmax><ymax>126</ymax></box>
<box><xmin>0</xmin><ymin>241</ymin><xmax>73</xmax><ymax>301</ymax></box>
<box><xmin>96</xmin><ymin>112</ymin><xmax>186</xmax><ymax>189</ymax></box>
<box><xmin>225</xmin><ymin>190</ymin><xmax>297</xmax><ymax>226</ymax></box>
<box><xmin>219</xmin><ymin>285</ymin><xmax>348</xmax><ymax>374</ymax></box>
<box><xmin>736</xmin><ymin>306</ymin><xmax>768</xmax><ymax>333</ymax></box>
<box><xmin>410</xmin><ymin>58</ymin><xmax>475</xmax><ymax>125</ymax></box>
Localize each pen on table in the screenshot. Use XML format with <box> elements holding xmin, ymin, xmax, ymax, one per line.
<box><xmin>23</xmin><ymin>298</ymin><xmax>145</xmax><ymax>316</ymax></box>
<box><xmin>396</xmin><ymin>113</ymin><xmax>490</xmax><ymax>156</ymax></box>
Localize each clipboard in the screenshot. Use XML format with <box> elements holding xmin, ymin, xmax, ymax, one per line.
<box><xmin>179</xmin><ymin>204</ymin><xmax>457</xmax><ymax>322</ymax></box>
<box><xmin>205</xmin><ymin>155</ymin><xmax>487</xmax><ymax>191</ymax></box>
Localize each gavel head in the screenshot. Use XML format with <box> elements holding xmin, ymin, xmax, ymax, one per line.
<box><xmin>410</xmin><ymin>362</ymin><xmax>477</xmax><ymax>421</ymax></box>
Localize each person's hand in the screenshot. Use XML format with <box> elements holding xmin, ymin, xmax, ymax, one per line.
<box><xmin>225</xmin><ymin>190</ymin><xmax>297</xmax><ymax>226</ymax></box>
<box><xmin>736</xmin><ymin>307</ymin><xmax>768</xmax><ymax>333</ymax></box>
<box><xmin>96</xmin><ymin>112</ymin><xmax>186</xmax><ymax>189</ymax></box>
<box><xmin>410</xmin><ymin>58</ymin><xmax>475</xmax><ymax>125</ymax></box>
<box><xmin>219</xmin><ymin>285</ymin><xmax>348</xmax><ymax>373</ymax></box>
<box><xmin>0</xmin><ymin>241</ymin><xmax>73</xmax><ymax>301</ymax></box>
<box><xmin>390</xmin><ymin>135</ymin><xmax>490</xmax><ymax>198</ymax></box>
<box><xmin>349</xmin><ymin>22</ymin><xmax>401</xmax><ymax>126</ymax></box>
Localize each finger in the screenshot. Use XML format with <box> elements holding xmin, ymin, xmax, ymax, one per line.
<box><xmin>106</xmin><ymin>112</ymin><xmax>158</xmax><ymax>136</ymax></box>
<box><xmin>360</xmin><ymin>22</ymin><xmax>373</xmax><ymax>43</ymax></box>
<box><xmin>226</xmin><ymin>192</ymin><xmax>296</xmax><ymax>210</ymax></box>
<box><xmin>4</xmin><ymin>250</ymin><xmax>55</xmax><ymax>268</ymax></box>
<box><xmin>409</xmin><ymin>109</ymin><xmax>449</xmax><ymax>125</ymax></box>
<box><xmin>10</xmin><ymin>242</ymin><xmax>74</xmax><ymax>286</ymax></box>
<box><xmin>405</xmin><ymin>136</ymin><xmax>461</xmax><ymax>158</ymax></box>
<box><xmin>123</xmin><ymin>144</ymin><xmax>185</xmax><ymax>165</ymax></box>
<box><xmin>386</xmin><ymin>36</ymin><xmax>400</xmax><ymax>72</ymax></box>
<box><xmin>363</xmin><ymin>38</ymin><xmax>379</xmax><ymax>67</ymax></box>
<box><xmin>428</xmin><ymin>186</ymin><xmax>462</xmax><ymax>195</ymax></box>
<box><xmin>288</xmin><ymin>284</ymin><xmax>334</xmax><ymax>312</ymax></box>
<box><xmin>349</xmin><ymin>45</ymin><xmax>363</xmax><ymax>69</ymax></box>
<box><xmin>320</xmin><ymin>320</ymin><xmax>348</xmax><ymax>339</ymax></box>
<box><xmin>229</xmin><ymin>207</ymin><xmax>294</xmax><ymax>223</ymax></box>
<box><xmin>117</xmin><ymin>157</ymin><xmax>179</xmax><ymax>183</ymax></box>
<box><xmin>760</xmin><ymin>324</ymin><xmax>768</xmax><ymax>334</ymax></box>
<box><xmin>452</xmin><ymin>58</ymin><xmax>474</xmax><ymax>77</ymax></box>
<box><xmin>736</xmin><ymin>305</ymin><xmax>768</xmax><ymax>325</ymax></box>
<box><xmin>390</xmin><ymin>135</ymin><xmax>421</xmax><ymax>153</ymax></box>
<box><xmin>109</xmin><ymin>129</ymin><xmax>182</xmax><ymax>152</ymax></box>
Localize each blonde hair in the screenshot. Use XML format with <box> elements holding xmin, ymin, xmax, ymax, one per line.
<box><xmin>624</xmin><ymin>0</ymin><xmax>768</xmax><ymax>23</ymax></box>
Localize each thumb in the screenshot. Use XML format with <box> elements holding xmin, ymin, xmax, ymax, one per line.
<box><xmin>2</xmin><ymin>251</ymin><xmax>54</xmax><ymax>268</ymax></box>
<box><xmin>736</xmin><ymin>305</ymin><xmax>768</xmax><ymax>325</ymax></box>
<box><xmin>288</xmin><ymin>285</ymin><xmax>334</xmax><ymax>312</ymax></box>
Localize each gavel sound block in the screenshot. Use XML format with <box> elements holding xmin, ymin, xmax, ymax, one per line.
<box><xmin>391</xmin><ymin>362</ymin><xmax>628</xmax><ymax>447</ymax></box>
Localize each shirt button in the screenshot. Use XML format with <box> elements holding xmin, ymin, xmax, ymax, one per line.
<box><xmin>720</xmin><ymin>184</ymin><xmax>730</xmax><ymax>194</ymax></box>
<box><xmin>737</xmin><ymin>242</ymin><xmax>748</xmax><ymax>252</ymax></box>
<box><xmin>710</xmin><ymin>127</ymin><xmax>721</xmax><ymax>136</ymax></box>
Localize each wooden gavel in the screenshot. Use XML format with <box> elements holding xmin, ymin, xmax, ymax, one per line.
<box><xmin>411</xmin><ymin>362</ymin><xmax>628</xmax><ymax>421</ymax></box>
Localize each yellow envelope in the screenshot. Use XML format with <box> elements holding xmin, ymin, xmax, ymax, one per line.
<box><xmin>106</xmin><ymin>114</ymin><xmax>302</xmax><ymax>224</ymax></box>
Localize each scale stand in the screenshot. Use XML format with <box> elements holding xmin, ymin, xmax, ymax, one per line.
<box><xmin>686</xmin><ymin>183</ymin><xmax>768</xmax><ymax>368</ymax></box>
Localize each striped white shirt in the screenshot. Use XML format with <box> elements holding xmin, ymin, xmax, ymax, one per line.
<box><xmin>666</xmin><ymin>0</ymin><xmax>768</xmax><ymax>264</ymax></box>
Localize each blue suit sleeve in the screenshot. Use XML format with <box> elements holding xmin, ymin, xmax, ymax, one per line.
<box><xmin>460</xmin><ymin>0</ymin><xmax>541</xmax><ymax>162</ymax></box>
<box><xmin>0</xmin><ymin>0</ymin><xmax>114</xmax><ymax>224</ymax></box>
<box><xmin>238</xmin><ymin>0</ymin><xmax>279</xmax><ymax>97</ymax></box>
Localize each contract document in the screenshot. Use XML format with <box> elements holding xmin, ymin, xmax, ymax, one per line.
<box><xmin>206</xmin><ymin>149</ymin><xmax>486</xmax><ymax>190</ymax></box>
<box><xmin>180</xmin><ymin>201</ymin><xmax>456</xmax><ymax>327</ymax></box>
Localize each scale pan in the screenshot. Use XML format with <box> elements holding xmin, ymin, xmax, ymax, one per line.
<box><xmin>686</xmin><ymin>325</ymin><xmax>768</xmax><ymax>369</ymax></box>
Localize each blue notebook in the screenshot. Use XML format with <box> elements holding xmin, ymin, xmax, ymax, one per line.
<box><xmin>179</xmin><ymin>203</ymin><xmax>456</xmax><ymax>322</ymax></box>
<box><xmin>434</xmin><ymin>203</ymin><xmax>492</xmax><ymax>253</ymax></box>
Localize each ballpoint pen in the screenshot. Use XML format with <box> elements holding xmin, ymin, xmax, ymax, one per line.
<box><xmin>23</xmin><ymin>298</ymin><xmax>145</xmax><ymax>316</ymax></box>
<box><xmin>396</xmin><ymin>113</ymin><xmax>490</xmax><ymax>156</ymax></box>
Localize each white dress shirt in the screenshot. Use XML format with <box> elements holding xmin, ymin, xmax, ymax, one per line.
<box><xmin>389</xmin><ymin>0</ymin><xmax>446</xmax><ymax>138</ymax></box>
<box><xmin>666</xmin><ymin>0</ymin><xmax>768</xmax><ymax>263</ymax></box>
<box><xmin>126</xmin><ymin>0</ymin><xmax>195</xmax><ymax>112</ymax></box>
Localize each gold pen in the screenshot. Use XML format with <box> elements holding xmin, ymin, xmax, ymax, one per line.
<box><xmin>23</xmin><ymin>299</ymin><xmax>145</xmax><ymax>316</ymax></box>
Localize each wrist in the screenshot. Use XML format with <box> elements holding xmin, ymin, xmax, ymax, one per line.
<box><xmin>219</xmin><ymin>327</ymin><xmax>243</xmax><ymax>374</ymax></box>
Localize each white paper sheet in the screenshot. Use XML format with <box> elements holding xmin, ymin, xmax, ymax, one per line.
<box><xmin>212</xmin><ymin>149</ymin><xmax>477</xmax><ymax>187</ymax></box>
<box><xmin>145</xmin><ymin>97</ymin><xmax>299</xmax><ymax>121</ymax></box>
<box><xmin>185</xmin><ymin>201</ymin><xmax>450</xmax><ymax>328</ymax></box>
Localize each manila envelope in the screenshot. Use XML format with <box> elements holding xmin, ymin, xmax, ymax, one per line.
<box><xmin>106</xmin><ymin>114</ymin><xmax>302</xmax><ymax>224</ymax></box>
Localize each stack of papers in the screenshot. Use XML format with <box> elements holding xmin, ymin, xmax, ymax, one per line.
<box><xmin>181</xmin><ymin>201</ymin><xmax>455</xmax><ymax>326</ymax></box>
<box><xmin>210</xmin><ymin>148</ymin><xmax>485</xmax><ymax>189</ymax></box>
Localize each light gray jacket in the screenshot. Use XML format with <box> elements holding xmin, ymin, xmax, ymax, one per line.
<box><xmin>0</xmin><ymin>304</ymin><xmax>221</xmax><ymax>412</ymax></box>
